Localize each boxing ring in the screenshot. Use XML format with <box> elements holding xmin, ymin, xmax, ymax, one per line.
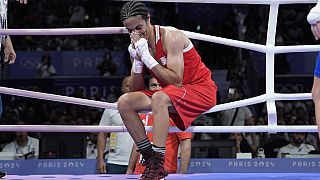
<box><xmin>0</xmin><ymin>0</ymin><xmax>320</xmax><ymax>179</ymax></box>
<box><xmin>3</xmin><ymin>173</ymin><xmax>320</xmax><ymax>180</ymax></box>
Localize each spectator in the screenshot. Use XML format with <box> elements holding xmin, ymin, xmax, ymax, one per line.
<box><xmin>86</xmin><ymin>123</ymin><xmax>107</xmax><ymax>159</ymax></box>
<box><xmin>219</xmin><ymin>87</ymin><xmax>258</xmax><ymax>153</ymax></box>
<box><xmin>96</xmin><ymin>51</ymin><xmax>117</xmax><ymax>76</ymax></box>
<box><xmin>106</xmin><ymin>86</ymin><xmax>121</xmax><ymax>103</ymax></box>
<box><xmin>69</xmin><ymin>3</ymin><xmax>86</xmax><ymax>27</ymax></box>
<box><xmin>219</xmin><ymin>87</ymin><xmax>253</xmax><ymax>126</ymax></box>
<box><xmin>228</xmin><ymin>133</ymin><xmax>252</xmax><ymax>154</ymax></box>
<box><xmin>1</xmin><ymin>120</ymin><xmax>39</xmax><ymax>160</ymax></box>
<box><xmin>36</xmin><ymin>52</ymin><xmax>56</xmax><ymax>78</ymax></box>
<box><xmin>96</xmin><ymin>76</ymin><xmax>134</xmax><ymax>174</ymax></box>
<box><xmin>262</xmin><ymin>133</ymin><xmax>290</xmax><ymax>158</ymax></box>
<box><xmin>292</xmin><ymin>119</ymin><xmax>319</xmax><ymax>151</ymax></box>
<box><xmin>277</xmin><ymin>132</ymin><xmax>315</xmax><ymax>158</ymax></box>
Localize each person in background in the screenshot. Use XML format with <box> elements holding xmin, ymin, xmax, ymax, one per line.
<box><xmin>86</xmin><ymin>123</ymin><xmax>108</xmax><ymax>159</ymax></box>
<box><xmin>228</xmin><ymin>133</ymin><xmax>252</xmax><ymax>154</ymax></box>
<box><xmin>1</xmin><ymin>120</ymin><xmax>39</xmax><ymax>160</ymax></box>
<box><xmin>36</xmin><ymin>52</ymin><xmax>56</xmax><ymax>78</ymax></box>
<box><xmin>96</xmin><ymin>51</ymin><xmax>117</xmax><ymax>76</ymax></box>
<box><xmin>96</xmin><ymin>76</ymin><xmax>134</xmax><ymax>174</ymax></box>
<box><xmin>0</xmin><ymin>1</ymin><xmax>30</xmax><ymax>177</ymax></box>
<box><xmin>277</xmin><ymin>132</ymin><xmax>315</xmax><ymax>158</ymax></box>
<box><xmin>219</xmin><ymin>87</ymin><xmax>258</xmax><ymax>154</ymax></box>
<box><xmin>126</xmin><ymin>77</ymin><xmax>192</xmax><ymax>175</ymax></box>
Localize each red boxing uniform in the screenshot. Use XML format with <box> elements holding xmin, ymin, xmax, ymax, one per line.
<box><xmin>141</xmin><ymin>25</ymin><xmax>217</xmax><ymax>130</ymax></box>
<box><xmin>134</xmin><ymin>114</ymin><xmax>192</xmax><ymax>174</ymax></box>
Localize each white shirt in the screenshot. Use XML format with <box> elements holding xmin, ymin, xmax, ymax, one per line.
<box><xmin>36</xmin><ymin>64</ymin><xmax>56</xmax><ymax>78</ymax></box>
<box><xmin>2</xmin><ymin>136</ymin><xmax>39</xmax><ymax>159</ymax></box>
<box><xmin>86</xmin><ymin>140</ymin><xmax>98</xmax><ymax>159</ymax></box>
<box><xmin>277</xmin><ymin>143</ymin><xmax>315</xmax><ymax>158</ymax></box>
<box><xmin>86</xmin><ymin>137</ymin><xmax>109</xmax><ymax>159</ymax></box>
<box><xmin>99</xmin><ymin>109</ymin><xmax>133</xmax><ymax>165</ymax></box>
<box><xmin>220</xmin><ymin>107</ymin><xmax>253</xmax><ymax>126</ymax></box>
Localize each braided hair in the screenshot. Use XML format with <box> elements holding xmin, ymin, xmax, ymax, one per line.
<box><xmin>120</xmin><ymin>1</ymin><xmax>149</xmax><ymax>21</ymax></box>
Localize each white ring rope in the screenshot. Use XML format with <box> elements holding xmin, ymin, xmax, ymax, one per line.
<box><xmin>274</xmin><ymin>45</ymin><xmax>320</xmax><ymax>53</ymax></box>
<box><xmin>183</xmin><ymin>30</ymin><xmax>267</xmax><ymax>53</ymax></box>
<box><xmin>0</xmin><ymin>86</ymin><xmax>265</xmax><ymax>113</ymax></box>
<box><xmin>0</xmin><ymin>0</ymin><xmax>318</xmax><ymax>133</ymax></box>
<box><xmin>0</xmin><ymin>87</ymin><xmax>117</xmax><ymax>110</ymax></box>
<box><xmin>0</xmin><ymin>27</ymin><xmax>128</xmax><ymax>36</ymax></box>
<box><xmin>0</xmin><ymin>28</ymin><xmax>266</xmax><ymax>52</ymax></box>
<box><xmin>0</xmin><ymin>125</ymin><xmax>316</xmax><ymax>133</ymax></box>
<box><xmin>0</xmin><ymin>28</ymin><xmax>318</xmax><ymax>53</ymax></box>
<box><xmin>1</xmin><ymin>87</ymin><xmax>309</xmax><ymax>114</ymax></box>
<box><xmin>265</xmin><ymin>1</ymin><xmax>279</xmax><ymax>130</ymax></box>
<box><xmin>118</xmin><ymin>0</ymin><xmax>317</xmax><ymax>5</ymax></box>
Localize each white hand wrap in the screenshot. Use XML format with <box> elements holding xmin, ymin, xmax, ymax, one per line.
<box><xmin>128</xmin><ymin>44</ymin><xmax>143</xmax><ymax>73</ymax></box>
<box><xmin>135</xmin><ymin>38</ymin><xmax>158</xmax><ymax>70</ymax></box>
<box><xmin>128</xmin><ymin>44</ymin><xmax>137</xmax><ymax>59</ymax></box>
<box><xmin>132</xmin><ymin>59</ymin><xmax>144</xmax><ymax>74</ymax></box>
<box><xmin>308</xmin><ymin>4</ymin><xmax>320</xmax><ymax>25</ymax></box>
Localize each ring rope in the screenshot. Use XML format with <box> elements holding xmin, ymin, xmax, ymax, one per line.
<box><xmin>120</xmin><ymin>0</ymin><xmax>317</xmax><ymax>5</ymax></box>
<box><xmin>0</xmin><ymin>28</ymin><xmax>319</xmax><ymax>53</ymax></box>
<box><xmin>0</xmin><ymin>125</ymin><xmax>316</xmax><ymax>133</ymax></box>
<box><xmin>0</xmin><ymin>87</ymin><xmax>117</xmax><ymax>110</ymax></box>
<box><xmin>0</xmin><ymin>87</ymin><xmax>310</xmax><ymax>114</ymax></box>
<box><xmin>0</xmin><ymin>0</ymin><xmax>317</xmax><ymax>133</ymax></box>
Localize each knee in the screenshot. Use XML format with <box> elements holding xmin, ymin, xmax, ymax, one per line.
<box><xmin>117</xmin><ymin>94</ymin><xmax>131</xmax><ymax>112</ymax></box>
<box><xmin>151</xmin><ymin>92</ymin><xmax>170</xmax><ymax>109</ymax></box>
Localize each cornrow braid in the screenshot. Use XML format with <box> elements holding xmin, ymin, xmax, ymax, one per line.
<box><xmin>120</xmin><ymin>1</ymin><xmax>149</xmax><ymax>21</ymax></box>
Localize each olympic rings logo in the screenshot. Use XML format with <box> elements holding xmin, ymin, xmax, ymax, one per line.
<box><xmin>19</xmin><ymin>57</ymin><xmax>39</xmax><ymax>69</ymax></box>
<box><xmin>275</xmin><ymin>83</ymin><xmax>305</xmax><ymax>93</ymax></box>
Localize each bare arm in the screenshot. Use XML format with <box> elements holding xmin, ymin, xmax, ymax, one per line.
<box><xmin>151</xmin><ymin>30</ymin><xmax>185</xmax><ymax>87</ymax></box>
<box><xmin>179</xmin><ymin>138</ymin><xmax>191</xmax><ymax>174</ymax></box>
<box><xmin>312</xmin><ymin>77</ymin><xmax>320</xmax><ymax>140</ymax></box>
<box><xmin>277</xmin><ymin>148</ymin><xmax>284</xmax><ymax>158</ymax></box>
<box><xmin>3</xmin><ymin>36</ymin><xmax>16</xmax><ymax>64</ymax></box>
<box><xmin>127</xmin><ymin>42</ymin><xmax>146</xmax><ymax>91</ymax></box>
<box><xmin>97</xmin><ymin>132</ymin><xmax>108</xmax><ymax>173</ymax></box>
<box><xmin>130</xmin><ymin>56</ymin><xmax>145</xmax><ymax>91</ymax></box>
<box><xmin>3</xmin><ymin>1</ymin><xmax>28</xmax><ymax>64</ymax></box>
<box><xmin>126</xmin><ymin>144</ymin><xmax>139</xmax><ymax>174</ymax></box>
<box><xmin>131</xmin><ymin>29</ymin><xmax>185</xmax><ymax>87</ymax></box>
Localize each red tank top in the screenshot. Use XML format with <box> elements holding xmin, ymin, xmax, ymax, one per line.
<box><xmin>151</xmin><ymin>25</ymin><xmax>213</xmax><ymax>86</ymax></box>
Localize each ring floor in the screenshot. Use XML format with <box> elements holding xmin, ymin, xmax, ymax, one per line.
<box><xmin>2</xmin><ymin>173</ymin><xmax>320</xmax><ymax>180</ymax></box>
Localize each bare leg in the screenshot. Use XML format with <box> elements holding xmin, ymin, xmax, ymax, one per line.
<box><xmin>117</xmin><ymin>92</ymin><xmax>152</xmax><ymax>143</ymax></box>
<box><xmin>312</xmin><ymin>76</ymin><xmax>320</xmax><ymax>140</ymax></box>
<box><xmin>151</xmin><ymin>91</ymin><xmax>171</xmax><ymax>147</ymax></box>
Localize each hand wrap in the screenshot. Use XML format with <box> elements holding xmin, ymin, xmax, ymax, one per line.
<box><xmin>135</xmin><ymin>38</ymin><xmax>158</xmax><ymax>70</ymax></box>
<box><xmin>308</xmin><ymin>4</ymin><xmax>320</xmax><ymax>25</ymax></box>
<box><xmin>128</xmin><ymin>44</ymin><xmax>143</xmax><ymax>74</ymax></box>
